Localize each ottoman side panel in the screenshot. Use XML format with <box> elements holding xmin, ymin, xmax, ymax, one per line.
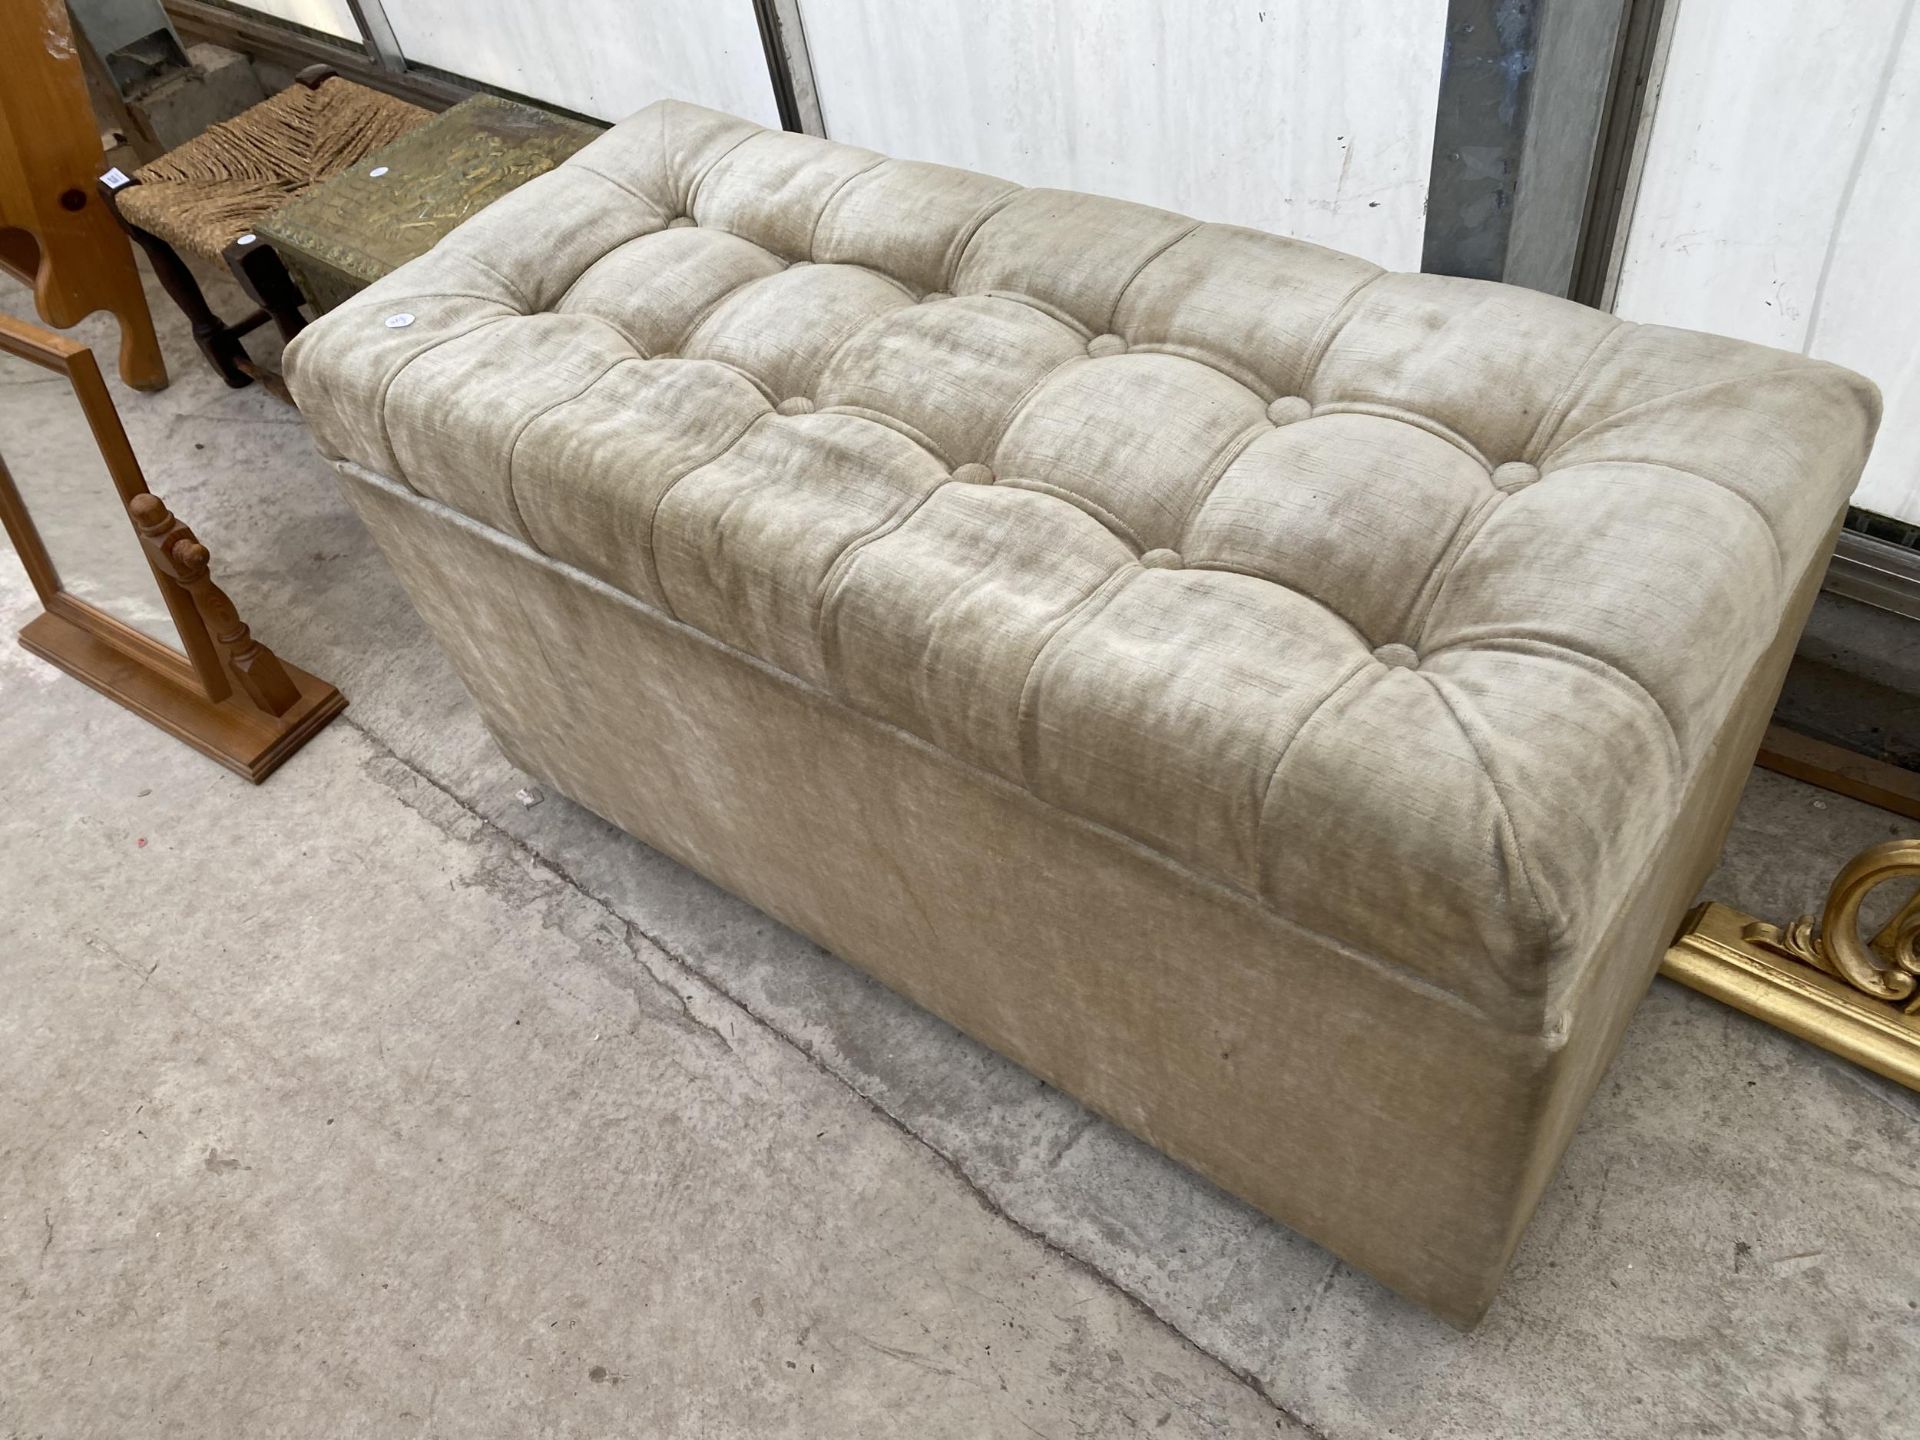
<box><xmin>336</xmin><ymin>460</ymin><xmax>1556</xmax><ymax>1327</ymax></box>
<box><xmin>1512</xmin><ymin>509</ymin><xmax>1844</xmax><ymax>1248</ymax></box>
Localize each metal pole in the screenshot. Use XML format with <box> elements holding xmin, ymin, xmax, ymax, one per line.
<box><xmin>1422</xmin><ymin>0</ymin><xmax>1644</xmax><ymax>299</ymax></box>
<box><xmin>344</xmin><ymin>0</ymin><xmax>405</xmax><ymax>75</ymax></box>
<box><xmin>751</xmin><ymin>0</ymin><xmax>825</xmax><ymax>136</ymax></box>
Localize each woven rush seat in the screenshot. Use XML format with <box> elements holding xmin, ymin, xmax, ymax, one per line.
<box><xmin>116</xmin><ymin>77</ymin><xmax>428</xmax><ymax>264</ymax></box>
<box><xmin>284</xmin><ymin>101</ymin><xmax>1879</xmax><ymax>1323</ymax></box>
<box><xmin>100</xmin><ymin>71</ymin><xmax>431</xmax><ymax>392</ymax></box>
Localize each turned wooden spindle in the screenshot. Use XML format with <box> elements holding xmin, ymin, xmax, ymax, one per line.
<box><xmin>129</xmin><ymin>492</ymin><xmax>301</xmax><ymax>717</ymax></box>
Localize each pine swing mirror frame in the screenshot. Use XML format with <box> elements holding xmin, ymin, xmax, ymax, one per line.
<box><xmin>0</xmin><ymin>313</ymin><xmax>342</xmax><ymax>781</ymax></box>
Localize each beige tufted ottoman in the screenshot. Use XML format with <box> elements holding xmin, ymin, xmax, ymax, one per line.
<box><xmin>285</xmin><ymin>101</ymin><xmax>1878</xmax><ymax>1324</ymax></box>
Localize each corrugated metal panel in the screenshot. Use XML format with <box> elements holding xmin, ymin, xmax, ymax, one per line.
<box><xmin>377</xmin><ymin>0</ymin><xmax>780</xmax><ymax>126</ymax></box>
<box><xmin>219</xmin><ymin>0</ymin><xmax>358</xmax><ymax>41</ymax></box>
<box><xmin>1804</xmin><ymin>11</ymin><xmax>1920</xmax><ymax>523</ymax></box>
<box><xmin>793</xmin><ymin>0</ymin><xmax>1447</xmax><ymax>270</ymax></box>
<box><xmin>1615</xmin><ymin>0</ymin><xmax>1920</xmax><ymax>523</ymax></box>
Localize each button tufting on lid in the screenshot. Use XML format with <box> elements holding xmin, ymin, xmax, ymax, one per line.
<box><xmin>776</xmin><ymin>397</ymin><xmax>815</xmax><ymax>415</ymax></box>
<box><xmin>1492</xmin><ymin>461</ymin><xmax>1540</xmax><ymax>491</ymax></box>
<box><xmin>1373</xmin><ymin>642</ymin><xmax>1419</xmax><ymax>669</ymax></box>
<box><xmin>667</xmin><ymin>215</ymin><xmax>697</xmax><ymax>229</ymax></box>
<box><xmin>1087</xmin><ymin>333</ymin><xmax>1128</xmax><ymax>358</ymax></box>
<box><xmin>951</xmin><ymin>462</ymin><xmax>994</xmax><ymax>485</ymax></box>
<box><xmin>285</xmin><ymin>96</ymin><xmax>1880</xmax><ymax>1035</ymax></box>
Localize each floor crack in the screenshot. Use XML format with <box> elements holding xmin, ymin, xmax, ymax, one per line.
<box><xmin>1044</xmin><ymin>1113</ymin><xmax>1097</xmax><ymax>1170</ymax></box>
<box><xmin>344</xmin><ymin>718</ymin><xmax>731</xmax><ymax>1056</ymax></box>
<box><xmin>340</xmin><ymin>714</ymin><xmax>1326</xmax><ymax>1436</ymax></box>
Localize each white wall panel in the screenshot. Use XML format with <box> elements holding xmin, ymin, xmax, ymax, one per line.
<box><xmin>1615</xmin><ymin>0</ymin><xmax>1920</xmax><ymax>521</ymax></box>
<box><xmin>380</xmin><ymin>0</ymin><xmax>780</xmax><ymax>126</ymax></box>
<box><xmin>223</xmin><ymin>0</ymin><xmax>357</xmax><ymax>41</ymax></box>
<box><xmin>1803</xmin><ymin>14</ymin><xmax>1920</xmax><ymax>520</ymax></box>
<box><xmin>794</xmin><ymin>0</ymin><xmax>1447</xmax><ymax>270</ymax></box>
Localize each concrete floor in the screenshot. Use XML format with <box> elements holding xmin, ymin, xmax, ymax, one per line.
<box><xmin>4</xmin><ymin>268</ymin><xmax>1919</xmax><ymax>1439</ymax></box>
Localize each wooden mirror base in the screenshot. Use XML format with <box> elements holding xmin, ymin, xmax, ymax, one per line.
<box><xmin>20</xmin><ymin>607</ymin><xmax>345</xmax><ymax>783</ymax></box>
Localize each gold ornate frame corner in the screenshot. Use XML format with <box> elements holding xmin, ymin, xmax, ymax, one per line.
<box><xmin>1663</xmin><ymin>839</ymin><xmax>1920</xmax><ymax>1091</ymax></box>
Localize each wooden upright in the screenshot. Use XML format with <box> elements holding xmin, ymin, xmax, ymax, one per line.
<box><xmin>0</xmin><ymin>1</ymin><xmax>167</xmax><ymax>391</ymax></box>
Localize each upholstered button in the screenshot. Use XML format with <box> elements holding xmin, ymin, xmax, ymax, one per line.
<box><xmin>1266</xmin><ymin>395</ymin><xmax>1312</xmax><ymax>426</ymax></box>
<box><xmin>667</xmin><ymin>215</ymin><xmax>697</xmax><ymax>229</ymax></box>
<box><xmin>951</xmin><ymin>463</ymin><xmax>994</xmax><ymax>485</ymax></box>
<box><xmin>1492</xmin><ymin>461</ymin><xmax>1540</xmax><ymax>491</ymax></box>
<box><xmin>1139</xmin><ymin>548</ymin><xmax>1183</xmax><ymax>570</ymax></box>
<box><xmin>776</xmin><ymin>397</ymin><xmax>814</xmax><ymax>416</ymax></box>
<box><xmin>1087</xmin><ymin>333</ymin><xmax>1128</xmax><ymax>358</ymax></box>
<box><xmin>921</xmin><ymin>290</ymin><xmax>951</xmax><ymax>304</ymax></box>
<box><xmin>1373</xmin><ymin>643</ymin><xmax>1419</xmax><ymax>669</ymax></box>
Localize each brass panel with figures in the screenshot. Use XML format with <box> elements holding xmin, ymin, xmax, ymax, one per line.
<box><xmin>256</xmin><ymin>94</ymin><xmax>601</xmax><ymax>313</ymax></box>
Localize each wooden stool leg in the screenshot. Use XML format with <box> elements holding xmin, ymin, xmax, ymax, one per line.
<box><xmin>224</xmin><ymin>236</ymin><xmax>308</xmax><ymax>344</ymax></box>
<box><xmin>98</xmin><ymin>172</ymin><xmax>255</xmax><ymax>389</ymax></box>
<box><xmin>135</xmin><ymin>225</ymin><xmax>253</xmax><ymax>387</ymax></box>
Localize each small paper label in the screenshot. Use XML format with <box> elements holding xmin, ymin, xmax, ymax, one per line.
<box><xmin>102</xmin><ymin>166</ymin><xmax>130</xmax><ymax>187</ymax></box>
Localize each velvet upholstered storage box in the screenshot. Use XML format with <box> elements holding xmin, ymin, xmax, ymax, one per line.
<box><xmin>284</xmin><ymin>101</ymin><xmax>1879</xmax><ymax>1325</ymax></box>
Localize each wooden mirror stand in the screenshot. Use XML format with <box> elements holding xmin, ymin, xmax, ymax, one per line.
<box><xmin>0</xmin><ymin>314</ymin><xmax>343</xmax><ymax>782</ymax></box>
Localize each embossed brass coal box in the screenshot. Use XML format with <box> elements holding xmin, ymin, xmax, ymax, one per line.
<box><xmin>259</xmin><ymin>94</ymin><xmax>599</xmax><ymax>313</ymax></box>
